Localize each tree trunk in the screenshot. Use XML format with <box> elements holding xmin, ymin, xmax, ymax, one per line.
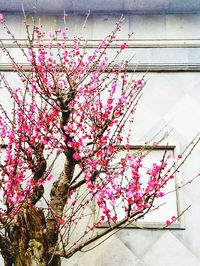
<box><xmin>6</xmin><ymin>207</ymin><xmax>61</xmax><ymax>266</ymax></box>
<box><xmin>13</xmin><ymin>252</ymin><xmax>61</xmax><ymax>266</ymax></box>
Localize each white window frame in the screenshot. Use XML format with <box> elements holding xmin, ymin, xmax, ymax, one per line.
<box><xmin>95</xmin><ymin>144</ymin><xmax>185</xmax><ymax>230</ymax></box>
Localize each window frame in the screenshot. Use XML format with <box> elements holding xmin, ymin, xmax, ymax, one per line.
<box><xmin>95</xmin><ymin>143</ymin><xmax>185</xmax><ymax>230</ymax></box>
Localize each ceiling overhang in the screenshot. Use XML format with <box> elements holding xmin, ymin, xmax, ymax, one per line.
<box><xmin>0</xmin><ymin>0</ymin><xmax>200</xmax><ymax>15</ymax></box>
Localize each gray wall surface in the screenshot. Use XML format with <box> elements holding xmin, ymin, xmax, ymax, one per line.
<box><xmin>0</xmin><ymin>0</ymin><xmax>200</xmax><ymax>14</ymax></box>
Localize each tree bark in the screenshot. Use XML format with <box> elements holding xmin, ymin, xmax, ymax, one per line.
<box><xmin>6</xmin><ymin>207</ymin><xmax>61</xmax><ymax>266</ymax></box>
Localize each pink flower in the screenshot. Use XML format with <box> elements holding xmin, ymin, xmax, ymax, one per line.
<box><xmin>121</xmin><ymin>158</ymin><xmax>126</xmax><ymax>168</ymax></box>
<box><xmin>178</xmin><ymin>154</ymin><xmax>182</xmax><ymax>159</ymax></box>
<box><xmin>110</xmin><ymin>81</ymin><xmax>116</xmax><ymax>93</ymax></box>
<box><xmin>120</xmin><ymin>43</ymin><xmax>128</xmax><ymax>50</ymax></box>
<box><xmin>125</xmin><ymin>144</ymin><xmax>130</xmax><ymax>149</ymax></box>
<box><xmin>59</xmin><ymin>218</ymin><xmax>65</xmax><ymax>225</ymax></box>
<box><xmin>27</xmin><ymin>52</ymin><xmax>33</xmax><ymax>62</ymax></box>
<box><xmin>0</xmin><ymin>13</ymin><xmax>5</xmax><ymax>22</ymax></box>
<box><xmin>137</xmin><ymin>79</ymin><xmax>142</xmax><ymax>85</ymax></box>
<box><xmin>171</xmin><ymin>216</ymin><xmax>177</xmax><ymax>222</ymax></box>
<box><xmin>107</xmin><ymin>98</ymin><xmax>113</xmax><ymax>105</ymax></box>
<box><xmin>73</xmin><ymin>153</ymin><xmax>81</xmax><ymax>161</ymax></box>
<box><xmin>166</xmin><ymin>220</ymin><xmax>171</xmax><ymax>226</ymax></box>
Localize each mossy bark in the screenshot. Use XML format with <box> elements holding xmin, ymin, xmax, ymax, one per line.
<box><xmin>5</xmin><ymin>207</ymin><xmax>61</xmax><ymax>266</ymax></box>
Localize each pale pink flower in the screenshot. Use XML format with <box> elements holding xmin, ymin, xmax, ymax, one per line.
<box><xmin>0</xmin><ymin>13</ymin><xmax>5</xmax><ymax>22</ymax></box>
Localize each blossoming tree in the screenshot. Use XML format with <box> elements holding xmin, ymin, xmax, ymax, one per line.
<box><xmin>0</xmin><ymin>16</ymin><xmax>197</xmax><ymax>266</ymax></box>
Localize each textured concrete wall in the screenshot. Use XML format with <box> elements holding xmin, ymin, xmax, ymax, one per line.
<box><xmin>1</xmin><ymin>12</ymin><xmax>200</xmax><ymax>266</ymax></box>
